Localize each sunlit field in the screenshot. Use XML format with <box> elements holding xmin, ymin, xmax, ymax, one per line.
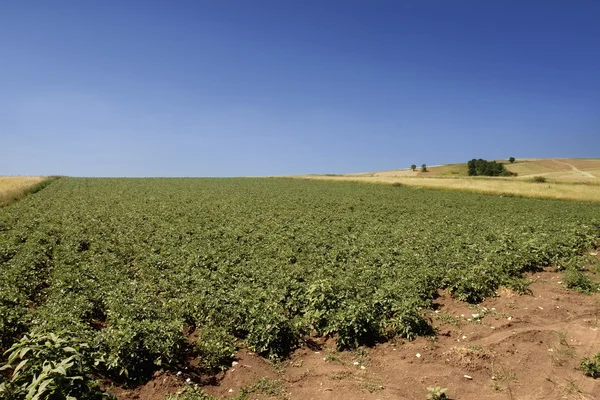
<box><xmin>302</xmin><ymin>158</ymin><xmax>600</xmax><ymax>202</ymax></box>
<box><xmin>0</xmin><ymin>176</ymin><xmax>46</xmax><ymax>206</ymax></box>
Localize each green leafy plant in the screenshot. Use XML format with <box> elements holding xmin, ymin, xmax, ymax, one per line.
<box><xmin>195</xmin><ymin>325</ymin><xmax>237</xmax><ymax>373</ymax></box>
<box><xmin>467</xmin><ymin>158</ymin><xmax>507</xmax><ymax>176</ymax></box>
<box><xmin>563</xmin><ymin>270</ymin><xmax>597</xmax><ymax>294</ymax></box>
<box><xmin>0</xmin><ymin>177</ymin><xmax>599</xmax><ymax>387</ymax></box>
<box><xmin>0</xmin><ymin>286</ymin><xmax>30</xmax><ymax>352</ymax></box>
<box><xmin>579</xmin><ymin>353</ymin><xmax>600</xmax><ymax>378</ymax></box>
<box><xmin>445</xmin><ymin>266</ymin><xmax>500</xmax><ymax>303</ymax></box>
<box><xmin>240</xmin><ymin>378</ymin><xmax>284</xmax><ymax>397</ymax></box>
<box><xmin>97</xmin><ymin>317</ymin><xmax>185</xmax><ymax>382</ymax></box>
<box><xmin>505</xmin><ymin>277</ymin><xmax>532</xmax><ymax>295</ymax></box>
<box><xmin>165</xmin><ymin>384</ymin><xmax>217</xmax><ymax>400</ymax></box>
<box><xmin>426</xmin><ymin>385</ymin><xmax>448</xmax><ymax>399</ymax></box>
<box><xmin>532</xmin><ymin>176</ymin><xmax>547</xmax><ymax>183</ymax></box>
<box><xmin>244</xmin><ymin>303</ymin><xmax>299</xmax><ymax>358</ymax></box>
<box><xmin>0</xmin><ymin>330</ymin><xmax>112</xmax><ymax>400</ymax></box>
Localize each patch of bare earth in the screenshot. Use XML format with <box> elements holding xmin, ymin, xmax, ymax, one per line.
<box><xmin>116</xmin><ymin>268</ymin><xmax>600</xmax><ymax>400</ymax></box>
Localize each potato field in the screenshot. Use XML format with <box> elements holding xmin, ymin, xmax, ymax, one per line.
<box><xmin>1</xmin><ymin>178</ymin><xmax>599</xmax><ymax>397</ymax></box>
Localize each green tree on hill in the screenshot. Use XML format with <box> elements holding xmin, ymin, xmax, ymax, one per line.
<box><xmin>421</xmin><ymin>164</ymin><xmax>427</xmax><ymax>172</ymax></box>
<box><xmin>410</xmin><ymin>164</ymin><xmax>417</xmax><ymax>171</ymax></box>
<box><xmin>509</xmin><ymin>157</ymin><xmax>516</xmax><ymax>163</ymax></box>
<box><xmin>467</xmin><ymin>158</ymin><xmax>516</xmax><ymax>177</ymax></box>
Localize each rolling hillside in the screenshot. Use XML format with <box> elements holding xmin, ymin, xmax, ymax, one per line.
<box><xmin>301</xmin><ymin>158</ymin><xmax>600</xmax><ymax>202</ymax></box>
<box><xmin>354</xmin><ymin>158</ymin><xmax>600</xmax><ymax>181</ymax></box>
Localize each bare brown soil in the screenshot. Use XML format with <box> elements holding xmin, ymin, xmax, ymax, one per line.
<box><xmin>116</xmin><ymin>268</ymin><xmax>600</xmax><ymax>400</ymax></box>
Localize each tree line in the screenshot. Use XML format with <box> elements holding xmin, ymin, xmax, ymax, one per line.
<box><xmin>467</xmin><ymin>158</ymin><xmax>517</xmax><ymax>176</ymax></box>
<box><xmin>407</xmin><ymin>158</ymin><xmax>516</xmax><ymax>176</ymax></box>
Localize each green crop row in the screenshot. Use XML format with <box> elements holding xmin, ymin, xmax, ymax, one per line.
<box><xmin>0</xmin><ymin>178</ymin><xmax>598</xmax><ymax>397</ymax></box>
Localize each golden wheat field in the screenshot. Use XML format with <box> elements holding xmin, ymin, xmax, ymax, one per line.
<box><xmin>0</xmin><ymin>176</ymin><xmax>46</xmax><ymax>205</ymax></box>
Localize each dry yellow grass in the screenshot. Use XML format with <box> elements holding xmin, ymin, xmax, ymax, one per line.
<box><xmin>360</xmin><ymin>163</ymin><xmax>468</xmax><ymax>178</ymax></box>
<box><xmin>420</xmin><ymin>163</ymin><xmax>468</xmax><ymax>176</ymax></box>
<box><xmin>505</xmin><ymin>161</ymin><xmax>554</xmax><ymax>176</ymax></box>
<box><xmin>586</xmin><ymin>169</ymin><xmax>600</xmax><ymax>178</ymax></box>
<box><xmin>319</xmin><ymin>158</ymin><xmax>600</xmax><ymax>201</ymax></box>
<box><xmin>351</xmin><ymin>158</ymin><xmax>600</xmax><ymax>182</ymax></box>
<box><xmin>0</xmin><ymin>176</ymin><xmax>46</xmax><ymax>206</ymax></box>
<box><xmin>297</xmin><ymin>175</ymin><xmax>600</xmax><ymax>202</ymax></box>
<box><xmin>348</xmin><ymin>163</ymin><xmax>466</xmax><ymax>177</ymax></box>
<box><xmin>505</xmin><ymin>158</ymin><xmax>600</xmax><ymax>181</ymax></box>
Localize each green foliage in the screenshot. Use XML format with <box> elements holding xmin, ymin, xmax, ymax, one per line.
<box><xmin>238</xmin><ymin>378</ymin><xmax>284</xmax><ymax>397</ymax></box>
<box><xmin>164</xmin><ymin>385</ymin><xmax>218</xmax><ymax>400</ymax></box>
<box><xmin>509</xmin><ymin>157</ymin><xmax>516</xmax><ymax>163</ymax></box>
<box><xmin>505</xmin><ymin>277</ymin><xmax>532</xmax><ymax>295</ymax></box>
<box><xmin>20</xmin><ymin>177</ymin><xmax>62</xmax><ymax>197</ymax></box>
<box><xmin>0</xmin><ymin>285</ymin><xmax>30</xmax><ymax>351</ymax></box>
<box><xmin>411</xmin><ymin>164</ymin><xmax>417</xmax><ymax>171</ymax></box>
<box><xmin>386</xmin><ymin>306</ymin><xmax>433</xmax><ymax>340</ymax></box>
<box><xmin>0</xmin><ymin>331</ymin><xmax>112</xmax><ymax>400</ymax></box>
<box><xmin>426</xmin><ymin>385</ymin><xmax>448</xmax><ymax>400</ymax></box>
<box><xmin>579</xmin><ymin>353</ymin><xmax>600</xmax><ymax>378</ymax></box>
<box><xmin>421</xmin><ymin>164</ymin><xmax>427</xmax><ymax>172</ymax></box>
<box><xmin>532</xmin><ymin>176</ymin><xmax>547</xmax><ymax>183</ymax></box>
<box><xmin>97</xmin><ymin>317</ymin><xmax>186</xmax><ymax>381</ymax></box>
<box><xmin>445</xmin><ymin>266</ymin><xmax>501</xmax><ymax>303</ymax></box>
<box><xmin>0</xmin><ymin>177</ymin><xmax>599</xmax><ymax>385</ymax></box>
<box><xmin>563</xmin><ymin>270</ymin><xmax>597</xmax><ymax>294</ymax></box>
<box><xmin>244</xmin><ymin>303</ymin><xmax>299</xmax><ymax>358</ymax></box>
<box><xmin>467</xmin><ymin>158</ymin><xmax>515</xmax><ymax>176</ymax></box>
<box><xmin>195</xmin><ymin>325</ymin><xmax>237</xmax><ymax>373</ymax></box>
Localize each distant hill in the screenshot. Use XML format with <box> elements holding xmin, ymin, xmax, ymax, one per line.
<box><xmin>351</xmin><ymin>158</ymin><xmax>599</xmax><ymax>181</ymax></box>
<box><xmin>504</xmin><ymin>158</ymin><xmax>599</xmax><ymax>181</ymax></box>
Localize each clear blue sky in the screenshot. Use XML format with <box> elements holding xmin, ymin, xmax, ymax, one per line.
<box><xmin>1</xmin><ymin>1</ymin><xmax>599</xmax><ymax>177</ymax></box>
